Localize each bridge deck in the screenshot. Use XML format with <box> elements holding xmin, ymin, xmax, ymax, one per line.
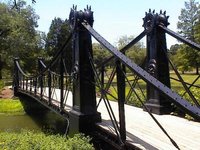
<box><xmin>20</xmin><ymin>88</ymin><xmax>200</xmax><ymax>150</ymax></box>
<box><xmin>97</xmin><ymin>100</ymin><xmax>200</xmax><ymax>150</ymax></box>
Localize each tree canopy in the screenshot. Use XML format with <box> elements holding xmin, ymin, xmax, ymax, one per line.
<box><xmin>0</xmin><ymin>0</ymin><xmax>45</xmax><ymax>78</ymax></box>
<box><xmin>172</xmin><ymin>0</ymin><xmax>200</xmax><ymax>74</ymax></box>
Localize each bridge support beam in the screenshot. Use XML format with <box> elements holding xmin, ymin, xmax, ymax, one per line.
<box><xmin>68</xmin><ymin>6</ymin><xmax>101</xmax><ymax>135</ymax></box>
<box><xmin>143</xmin><ymin>10</ymin><xmax>172</xmax><ymax>114</ymax></box>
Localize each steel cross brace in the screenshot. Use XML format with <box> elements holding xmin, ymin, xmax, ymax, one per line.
<box><xmin>82</xmin><ymin>21</ymin><xmax>200</xmax><ymax>121</ymax></box>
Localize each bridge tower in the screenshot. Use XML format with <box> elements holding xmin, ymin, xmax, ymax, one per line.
<box><xmin>143</xmin><ymin>10</ymin><xmax>172</xmax><ymax>114</ymax></box>
<box><xmin>68</xmin><ymin>6</ymin><xmax>101</xmax><ymax>135</ymax></box>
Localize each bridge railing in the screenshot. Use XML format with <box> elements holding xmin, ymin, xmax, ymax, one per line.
<box><xmin>13</xmin><ymin>31</ymin><xmax>74</xmax><ymax>113</ymax></box>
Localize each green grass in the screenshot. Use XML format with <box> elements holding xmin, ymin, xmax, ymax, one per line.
<box><xmin>0</xmin><ymin>80</ymin><xmax>4</xmax><ymax>92</ymax></box>
<box><xmin>0</xmin><ymin>99</ymin><xmax>25</xmax><ymax>114</ymax></box>
<box><xmin>102</xmin><ymin>72</ymin><xmax>200</xmax><ymax>107</ymax></box>
<box><xmin>0</xmin><ymin>130</ymin><xmax>94</xmax><ymax>150</ymax></box>
<box><xmin>170</xmin><ymin>73</ymin><xmax>200</xmax><ymax>91</ymax></box>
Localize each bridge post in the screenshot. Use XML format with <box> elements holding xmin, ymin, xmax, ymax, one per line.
<box><xmin>68</xmin><ymin>6</ymin><xmax>101</xmax><ymax>135</ymax></box>
<box><xmin>38</xmin><ymin>57</ymin><xmax>44</xmax><ymax>100</ymax></box>
<box><xmin>13</xmin><ymin>58</ymin><xmax>19</xmax><ymax>96</ymax></box>
<box><xmin>59</xmin><ymin>55</ymin><xmax>64</xmax><ymax>110</ymax></box>
<box><xmin>143</xmin><ymin>10</ymin><xmax>172</xmax><ymax>114</ymax></box>
<box><xmin>116</xmin><ymin>60</ymin><xmax>126</xmax><ymax>142</ymax></box>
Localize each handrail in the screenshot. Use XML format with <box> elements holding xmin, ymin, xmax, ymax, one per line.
<box><xmin>38</xmin><ymin>58</ymin><xmax>71</xmax><ymax>78</ymax></box>
<box><xmin>15</xmin><ymin>60</ymin><xmax>30</xmax><ymax>78</ymax></box>
<box><xmin>38</xmin><ymin>59</ymin><xmax>47</xmax><ymax>68</ymax></box>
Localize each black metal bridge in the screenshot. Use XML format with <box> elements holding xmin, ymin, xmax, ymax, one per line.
<box><xmin>13</xmin><ymin>6</ymin><xmax>200</xmax><ymax>150</ymax></box>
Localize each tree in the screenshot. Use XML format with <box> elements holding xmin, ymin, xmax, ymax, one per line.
<box><xmin>169</xmin><ymin>44</ymin><xmax>181</xmax><ymax>55</ymax></box>
<box><xmin>170</xmin><ymin>44</ymin><xmax>191</xmax><ymax>73</ymax></box>
<box><xmin>177</xmin><ymin>0</ymin><xmax>200</xmax><ymax>74</ymax></box>
<box><xmin>45</xmin><ymin>18</ymin><xmax>70</xmax><ymax>59</ymax></box>
<box><xmin>92</xmin><ymin>43</ymin><xmax>111</xmax><ymax>66</ymax></box>
<box><xmin>117</xmin><ymin>35</ymin><xmax>146</xmax><ymax>66</ymax></box>
<box><xmin>0</xmin><ymin>1</ymin><xmax>43</xmax><ymax>78</ymax></box>
<box><xmin>12</xmin><ymin>0</ymin><xmax>36</xmax><ymax>9</ymax></box>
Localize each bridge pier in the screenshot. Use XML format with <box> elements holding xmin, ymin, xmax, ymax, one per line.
<box><xmin>68</xmin><ymin>6</ymin><xmax>101</xmax><ymax>135</ymax></box>
<box><xmin>143</xmin><ymin>10</ymin><xmax>172</xmax><ymax>115</ymax></box>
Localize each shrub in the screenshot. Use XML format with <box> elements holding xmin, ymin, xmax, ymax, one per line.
<box><xmin>126</xmin><ymin>90</ymin><xmax>146</xmax><ymax>108</ymax></box>
<box><xmin>178</xmin><ymin>87</ymin><xmax>200</xmax><ymax>105</ymax></box>
<box><xmin>0</xmin><ymin>130</ymin><xmax>94</xmax><ymax>150</ymax></box>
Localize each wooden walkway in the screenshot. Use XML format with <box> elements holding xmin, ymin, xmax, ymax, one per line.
<box><xmin>20</xmin><ymin>87</ymin><xmax>200</xmax><ymax>150</ymax></box>
<box><xmin>97</xmin><ymin>100</ymin><xmax>200</xmax><ymax>150</ymax></box>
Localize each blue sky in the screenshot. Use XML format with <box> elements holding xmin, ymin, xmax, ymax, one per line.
<box><xmin>30</xmin><ymin>0</ymin><xmax>198</xmax><ymax>47</ymax></box>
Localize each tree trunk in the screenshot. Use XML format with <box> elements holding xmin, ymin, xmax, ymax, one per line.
<box><xmin>196</xmin><ymin>66</ymin><xmax>199</xmax><ymax>75</ymax></box>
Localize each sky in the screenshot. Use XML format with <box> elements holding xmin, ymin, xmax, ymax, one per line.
<box><xmin>27</xmin><ymin>0</ymin><xmax>199</xmax><ymax>47</ymax></box>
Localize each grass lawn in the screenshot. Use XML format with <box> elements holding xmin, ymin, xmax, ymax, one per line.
<box><xmin>170</xmin><ymin>73</ymin><xmax>200</xmax><ymax>91</ymax></box>
<box><xmin>103</xmin><ymin>72</ymin><xmax>200</xmax><ymax>107</ymax></box>
<box><xmin>0</xmin><ymin>98</ymin><xmax>25</xmax><ymax>114</ymax></box>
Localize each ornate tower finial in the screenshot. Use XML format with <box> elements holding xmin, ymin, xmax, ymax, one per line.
<box><xmin>143</xmin><ymin>9</ymin><xmax>170</xmax><ymax>31</ymax></box>
<box><xmin>69</xmin><ymin>5</ymin><xmax>93</xmax><ymax>29</ymax></box>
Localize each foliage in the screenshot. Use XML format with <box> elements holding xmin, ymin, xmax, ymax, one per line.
<box><xmin>45</xmin><ymin>18</ymin><xmax>71</xmax><ymax>59</ymax></box>
<box><xmin>92</xmin><ymin>43</ymin><xmax>112</xmax><ymax>66</ymax></box>
<box><xmin>0</xmin><ymin>130</ymin><xmax>94</xmax><ymax>150</ymax></box>
<box><xmin>177</xmin><ymin>0</ymin><xmax>199</xmax><ymax>40</ymax></box>
<box><xmin>178</xmin><ymin>87</ymin><xmax>200</xmax><ymax>105</ymax></box>
<box><xmin>0</xmin><ymin>99</ymin><xmax>25</xmax><ymax>114</ymax></box>
<box><xmin>170</xmin><ymin>44</ymin><xmax>192</xmax><ymax>73</ymax></box>
<box><xmin>177</xmin><ymin>0</ymin><xmax>200</xmax><ymax>74</ymax></box>
<box><xmin>0</xmin><ymin>1</ymin><xmax>46</xmax><ymax>78</ymax></box>
<box><xmin>125</xmin><ymin>88</ymin><xmax>146</xmax><ymax>108</ymax></box>
<box><xmin>92</xmin><ymin>35</ymin><xmax>145</xmax><ymax>70</ymax></box>
<box><xmin>45</xmin><ymin>17</ymin><xmax>72</xmax><ymax>72</ymax></box>
<box><xmin>118</xmin><ymin>35</ymin><xmax>146</xmax><ymax>66</ymax></box>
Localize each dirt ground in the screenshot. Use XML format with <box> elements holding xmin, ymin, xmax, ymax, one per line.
<box><xmin>0</xmin><ymin>86</ymin><xmax>14</xmax><ymax>99</ymax></box>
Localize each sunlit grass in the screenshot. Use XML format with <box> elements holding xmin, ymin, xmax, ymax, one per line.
<box><xmin>102</xmin><ymin>72</ymin><xmax>200</xmax><ymax>108</ymax></box>
<box><xmin>0</xmin><ymin>99</ymin><xmax>25</xmax><ymax>114</ymax></box>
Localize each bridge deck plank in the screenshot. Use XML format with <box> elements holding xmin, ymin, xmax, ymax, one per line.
<box><xmin>97</xmin><ymin>100</ymin><xmax>200</xmax><ymax>150</ymax></box>
<box><xmin>21</xmin><ymin>87</ymin><xmax>200</xmax><ymax>150</ymax></box>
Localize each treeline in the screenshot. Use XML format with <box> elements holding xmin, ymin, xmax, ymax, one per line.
<box><xmin>0</xmin><ymin>0</ymin><xmax>200</xmax><ymax>80</ymax></box>
<box><xmin>0</xmin><ymin>0</ymin><xmax>45</xmax><ymax>79</ymax></box>
<box><xmin>169</xmin><ymin>0</ymin><xmax>200</xmax><ymax>74</ymax></box>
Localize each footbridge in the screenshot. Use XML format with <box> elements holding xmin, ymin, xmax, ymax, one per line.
<box><xmin>13</xmin><ymin>6</ymin><xmax>200</xmax><ymax>150</ymax></box>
